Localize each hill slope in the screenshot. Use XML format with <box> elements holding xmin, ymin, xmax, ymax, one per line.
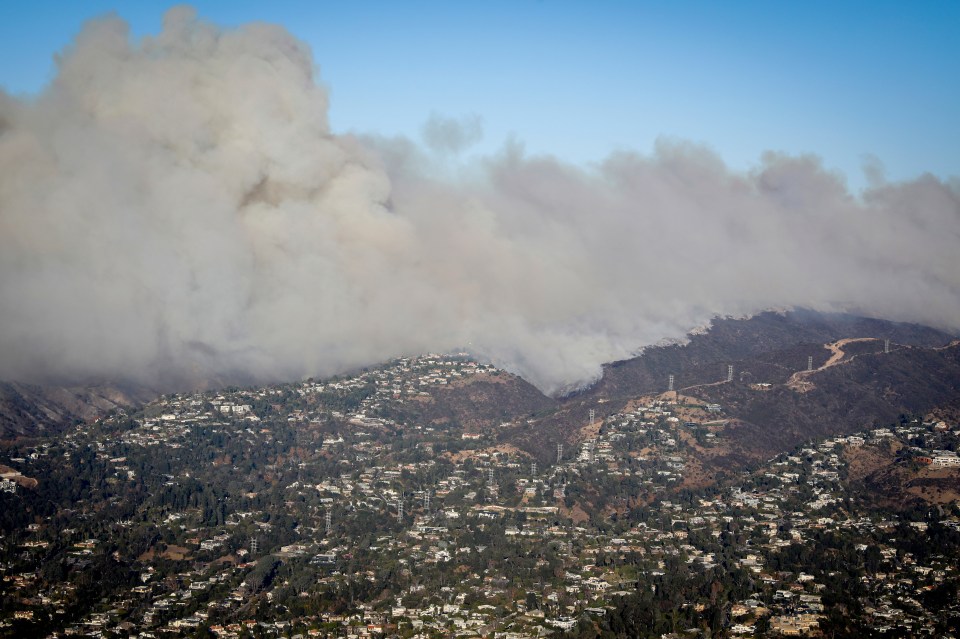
<box><xmin>481</xmin><ymin>311</ymin><xmax>958</xmax><ymax>464</ymax></box>
<box><xmin>2</xmin><ymin>309</ymin><xmax>956</xmax><ymax>454</ymax></box>
<box><xmin>0</xmin><ymin>381</ymin><xmax>156</xmax><ymax>440</ymax></box>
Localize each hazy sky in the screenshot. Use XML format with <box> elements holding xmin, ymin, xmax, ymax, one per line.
<box><xmin>1</xmin><ymin>1</ymin><xmax>958</xmax><ymax>193</ymax></box>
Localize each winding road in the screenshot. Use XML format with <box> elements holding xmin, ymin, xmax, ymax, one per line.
<box><xmin>787</xmin><ymin>337</ymin><xmax>884</xmax><ymax>392</ymax></box>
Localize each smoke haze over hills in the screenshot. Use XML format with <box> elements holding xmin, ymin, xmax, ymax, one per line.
<box><xmin>1</xmin><ymin>8</ymin><xmax>958</xmax><ymax>395</ymax></box>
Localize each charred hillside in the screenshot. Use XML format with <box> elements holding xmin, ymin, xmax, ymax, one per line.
<box><xmin>701</xmin><ymin>342</ymin><xmax>960</xmax><ymax>460</ymax></box>
<box><xmin>0</xmin><ymin>381</ymin><xmax>157</xmax><ymax>441</ymax></box>
<box><xmin>582</xmin><ymin>310</ymin><xmax>954</xmax><ymax>402</ymax></box>
<box><xmin>1</xmin><ymin>310</ymin><xmax>956</xmax><ymax>453</ymax></box>
<box><xmin>412</xmin><ymin>311</ymin><xmax>957</xmax><ymax>465</ymax></box>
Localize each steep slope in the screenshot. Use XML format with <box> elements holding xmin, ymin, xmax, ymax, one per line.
<box><xmin>0</xmin><ymin>381</ymin><xmax>157</xmax><ymax>440</ymax></box>
<box><xmin>699</xmin><ymin>342</ymin><xmax>960</xmax><ymax>461</ymax></box>
<box><xmin>2</xmin><ymin>310</ymin><xmax>955</xmax><ymax>453</ymax></box>
<box><xmin>583</xmin><ymin>310</ymin><xmax>953</xmax><ymax>401</ymax></box>
<box><xmin>387</xmin><ymin>372</ymin><xmax>557</xmax><ymax>433</ymax></box>
<box><xmin>485</xmin><ymin>311</ymin><xmax>957</xmax><ymax>464</ymax></box>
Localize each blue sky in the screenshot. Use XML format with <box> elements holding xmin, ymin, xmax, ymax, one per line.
<box><xmin>1</xmin><ymin>1</ymin><xmax>957</xmax><ymax>193</ymax></box>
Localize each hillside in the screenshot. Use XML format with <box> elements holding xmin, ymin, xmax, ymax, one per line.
<box><xmin>408</xmin><ymin>310</ymin><xmax>959</xmax><ymax>467</ymax></box>
<box><xmin>694</xmin><ymin>342</ymin><xmax>960</xmax><ymax>462</ymax></box>
<box><xmin>0</xmin><ymin>381</ymin><xmax>157</xmax><ymax>440</ymax></box>
<box><xmin>584</xmin><ymin>310</ymin><xmax>952</xmax><ymax>400</ymax></box>
<box><xmin>1</xmin><ymin>309</ymin><xmax>956</xmax><ymax>454</ymax></box>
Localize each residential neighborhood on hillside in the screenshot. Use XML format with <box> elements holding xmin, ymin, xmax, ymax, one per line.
<box><xmin>2</xmin><ymin>354</ymin><xmax>959</xmax><ymax>637</ymax></box>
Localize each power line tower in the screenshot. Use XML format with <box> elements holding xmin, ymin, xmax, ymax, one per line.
<box><xmin>557</xmin><ymin>443</ymin><xmax>563</xmax><ymax>464</ymax></box>
<box><xmin>589</xmin><ymin>409</ymin><xmax>595</xmax><ymax>427</ymax></box>
<box><xmin>807</xmin><ymin>356</ymin><xmax>813</xmax><ymax>372</ymax></box>
<box><xmin>531</xmin><ymin>462</ymin><xmax>537</xmax><ymax>477</ymax></box>
<box><xmin>325</xmin><ymin>510</ymin><xmax>332</xmax><ymax>536</ymax></box>
<box><xmin>396</xmin><ymin>500</ymin><xmax>403</xmax><ymax>522</ymax></box>
<box><xmin>250</xmin><ymin>537</ymin><xmax>259</xmax><ymax>556</ymax></box>
<box><xmin>668</xmin><ymin>374</ymin><xmax>674</xmax><ymax>392</ymax></box>
<box><xmin>726</xmin><ymin>365</ymin><xmax>734</xmax><ymax>382</ymax></box>
<box><xmin>488</xmin><ymin>468</ymin><xmax>495</xmax><ymax>484</ymax></box>
<box><xmin>423</xmin><ymin>490</ymin><xmax>431</xmax><ymax>512</ymax></box>
<box><xmin>884</xmin><ymin>339</ymin><xmax>890</xmax><ymax>353</ymax></box>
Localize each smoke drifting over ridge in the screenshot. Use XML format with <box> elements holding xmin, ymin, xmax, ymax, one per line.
<box><xmin>1</xmin><ymin>8</ymin><xmax>958</xmax><ymax>395</ymax></box>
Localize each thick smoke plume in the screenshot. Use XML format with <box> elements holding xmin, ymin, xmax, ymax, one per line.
<box><xmin>1</xmin><ymin>8</ymin><xmax>958</xmax><ymax>395</ymax></box>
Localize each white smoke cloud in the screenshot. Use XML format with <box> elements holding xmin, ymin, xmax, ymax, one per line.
<box><xmin>1</xmin><ymin>8</ymin><xmax>958</xmax><ymax>395</ymax></box>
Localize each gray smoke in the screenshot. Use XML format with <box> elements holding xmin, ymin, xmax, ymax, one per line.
<box><xmin>1</xmin><ymin>8</ymin><xmax>958</xmax><ymax>395</ymax></box>
<box><xmin>421</xmin><ymin>112</ymin><xmax>484</xmax><ymax>155</ymax></box>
